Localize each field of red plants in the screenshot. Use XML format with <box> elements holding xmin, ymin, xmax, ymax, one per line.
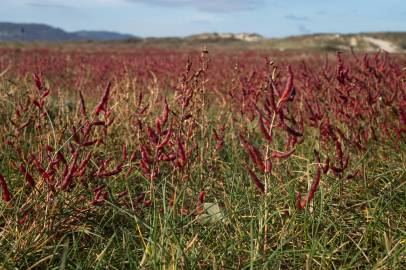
<box><xmin>0</xmin><ymin>46</ymin><xmax>405</xmax><ymax>268</ymax></box>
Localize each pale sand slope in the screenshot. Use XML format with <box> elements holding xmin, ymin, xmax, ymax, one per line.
<box><xmin>363</xmin><ymin>37</ymin><xmax>399</xmax><ymax>53</ymax></box>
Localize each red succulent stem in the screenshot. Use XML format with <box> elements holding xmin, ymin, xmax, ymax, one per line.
<box><xmin>271</xmin><ymin>148</ymin><xmax>295</xmax><ymax>159</ymax></box>
<box><xmin>276</xmin><ymin>65</ymin><xmax>294</xmax><ymax>110</ymax></box>
<box><xmin>307</xmin><ymin>167</ymin><xmax>322</xmax><ymax>204</ymax></box>
<box><xmin>245</xmin><ymin>166</ymin><xmax>265</xmax><ymax>193</ymax></box>
<box><xmin>122</xmin><ymin>144</ymin><xmax>127</xmax><ymax>161</ymax></box>
<box><xmin>157</xmin><ymin>129</ymin><xmax>172</xmax><ymax>149</ymax></box>
<box><xmin>0</xmin><ymin>174</ymin><xmax>11</xmax><ymax>202</ymax></box>
<box><xmin>79</xmin><ymin>91</ymin><xmax>87</xmax><ymax>117</ymax></box>
<box><xmin>60</xmin><ymin>151</ymin><xmax>79</xmax><ymax>190</ymax></box>
<box><xmin>176</xmin><ymin>138</ymin><xmax>187</xmax><ymax>167</ymax></box>
<box><xmin>94</xmin><ymin>82</ymin><xmax>111</xmax><ymax>116</ymax></box>
<box><xmin>97</xmin><ymin>164</ymin><xmax>123</xmax><ymax>178</ymax></box>
<box><xmin>296</xmin><ymin>166</ymin><xmax>322</xmax><ymax>210</ymax></box>
<box><xmin>19</xmin><ymin>164</ymin><xmax>36</xmax><ymax>188</ymax></box>
<box><xmin>258</xmin><ymin>114</ymin><xmax>273</xmax><ymax>142</ymax></box>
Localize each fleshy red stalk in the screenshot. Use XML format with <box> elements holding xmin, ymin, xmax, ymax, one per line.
<box><xmin>19</xmin><ymin>164</ymin><xmax>36</xmax><ymax>188</ymax></box>
<box><xmin>276</xmin><ymin>65</ymin><xmax>295</xmax><ymax>110</ymax></box>
<box><xmin>245</xmin><ymin>166</ymin><xmax>265</xmax><ymax>193</ymax></box>
<box><xmin>94</xmin><ymin>82</ymin><xmax>111</xmax><ymax>116</ymax></box>
<box><xmin>0</xmin><ymin>174</ymin><xmax>11</xmax><ymax>202</ymax></box>
<box><xmin>79</xmin><ymin>91</ymin><xmax>87</xmax><ymax>117</ymax></box>
<box><xmin>271</xmin><ymin>148</ymin><xmax>295</xmax><ymax>159</ymax></box>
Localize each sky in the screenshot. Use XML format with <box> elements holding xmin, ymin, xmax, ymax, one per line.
<box><xmin>0</xmin><ymin>0</ymin><xmax>405</xmax><ymax>37</ymax></box>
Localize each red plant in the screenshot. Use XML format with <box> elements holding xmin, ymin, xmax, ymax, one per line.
<box><xmin>276</xmin><ymin>65</ymin><xmax>295</xmax><ymax>110</ymax></box>
<box><xmin>94</xmin><ymin>82</ymin><xmax>112</xmax><ymax>116</ymax></box>
<box><xmin>271</xmin><ymin>148</ymin><xmax>295</xmax><ymax>159</ymax></box>
<box><xmin>19</xmin><ymin>164</ymin><xmax>36</xmax><ymax>188</ymax></box>
<box><xmin>0</xmin><ymin>174</ymin><xmax>11</xmax><ymax>202</ymax></box>
<box><xmin>79</xmin><ymin>91</ymin><xmax>87</xmax><ymax>117</ymax></box>
<box><xmin>296</xmin><ymin>166</ymin><xmax>322</xmax><ymax>210</ymax></box>
<box><xmin>245</xmin><ymin>166</ymin><xmax>265</xmax><ymax>193</ymax></box>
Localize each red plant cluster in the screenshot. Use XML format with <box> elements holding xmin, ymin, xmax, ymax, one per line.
<box><xmin>234</xmin><ymin>51</ymin><xmax>406</xmax><ymax>209</ymax></box>
<box><xmin>0</xmin><ymin>47</ymin><xmax>405</xmax><ymax>220</ymax></box>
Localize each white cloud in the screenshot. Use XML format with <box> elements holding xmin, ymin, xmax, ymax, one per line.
<box><xmin>6</xmin><ymin>0</ymin><xmax>263</xmax><ymax>12</ymax></box>
<box><xmin>126</xmin><ymin>0</ymin><xmax>264</xmax><ymax>12</ymax></box>
<box><xmin>23</xmin><ymin>0</ymin><xmax>126</xmax><ymax>8</ymax></box>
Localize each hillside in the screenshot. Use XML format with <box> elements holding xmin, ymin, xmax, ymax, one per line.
<box><xmin>0</xmin><ymin>22</ymin><xmax>77</xmax><ymax>42</ymax></box>
<box><xmin>186</xmin><ymin>32</ymin><xmax>264</xmax><ymax>42</ymax></box>
<box><xmin>0</xmin><ymin>22</ymin><xmax>136</xmax><ymax>42</ymax></box>
<box><xmin>125</xmin><ymin>32</ymin><xmax>406</xmax><ymax>53</ymax></box>
<box><xmin>73</xmin><ymin>31</ymin><xmax>136</xmax><ymax>41</ymax></box>
<box><xmin>262</xmin><ymin>32</ymin><xmax>406</xmax><ymax>52</ymax></box>
<box><xmin>0</xmin><ymin>22</ymin><xmax>405</xmax><ymax>53</ymax></box>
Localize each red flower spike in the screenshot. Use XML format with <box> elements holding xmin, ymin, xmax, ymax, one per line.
<box><xmin>41</xmin><ymin>89</ymin><xmax>50</xmax><ymax>100</ymax></box>
<box><xmin>0</xmin><ymin>174</ymin><xmax>11</xmax><ymax>202</ymax></box>
<box><xmin>79</xmin><ymin>91</ymin><xmax>87</xmax><ymax>117</ymax></box>
<box><xmin>60</xmin><ymin>151</ymin><xmax>79</xmax><ymax>190</ymax></box>
<box><xmin>245</xmin><ymin>166</ymin><xmax>265</xmax><ymax>193</ymax></box>
<box><xmin>177</xmin><ymin>138</ymin><xmax>187</xmax><ymax>167</ymax></box>
<box><xmin>198</xmin><ymin>191</ymin><xmax>205</xmax><ymax>205</ymax></box>
<box><xmin>56</xmin><ymin>151</ymin><xmax>67</xmax><ymax>165</ymax></box>
<box><xmin>196</xmin><ymin>191</ymin><xmax>206</xmax><ymax>214</ymax></box>
<box><xmin>122</xmin><ymin>144</ymin><xmax>127</xmax><ymax>161</ymax></box>
<box><xmin>258</xmin><ymin>114</ymin><xmax>272</xmax><ymax>142</ymax></box>
<box><xmin>147</xmin><ymin>127</ymin><xmax>159</xmax><ymax>145</ymax></box>
<box><xmin>97</xmin><ymin>164</ymin><xmax>123</xmax><ymax>178</ymax></box>
<box><xmin>116</xmin><ymin>190</ymin><xmax>128</xmax><ymax>199</ymax></box>
<box><xmin>81</xmin><ymin>140</ymin><xmax>97</xmax><ymax>147</ymax></box>
<box><xmin>307</xmin><ymin>167</ymin><xmax>322</xmax><ymax>204</ymax></box>
<box><xmin>264</xmin><ymin>159</ymin><xmax>272</xmax><ymax>173</ymax></box>
<box><xmin>91</xmin><ymin>120</ymin><xmax>105</xmax><ymax>126</ymax></box>
<box><xmin>158</xmin><ymin>98</ymin><xmax>170</xmax><ymax>127</ymax></box>
<box><xmin>296</xmin><ymin>192</ymin><xmax>306</xmax><ymax>209</ymax></box>
<box><xmin>296</xmin><ymin>166</ymin><xmax>322</xmax><ymax>210</ymax></box>
<box><xmin>277</xmin><ymin>65</ymin><xmax>294</xmax><ymax>110</ymax></box>
<box><xmin>335</xmin><ymin>140</ymin><xmax>343</xmax><ymax>166</ymax></box>
<box><xmin>46</xmin><ymin>145</ymin><xmax>54</xmax><ymax>153</ymax></box>
<box><xmin>76</xmin><ymin>152</ymin><xmax>92</xmax><ymax>174</ymax></box>
<box><xmin>33</xmin><ymin>73</ymin><xmax>42</xmax><ymax>91</ymax></box>
<box><xmin>141</xmin><ymin>146</ymin><xmax>152</xmax><ymax>164</ymax></box>
<box><xmin>94</xmin><ymin>82</ymin><xmax>111</xmax><ymax>116</ymax></box>
<box><xmin>322</xmin><ymin>157</ymin><xmax>330</xmax><ymax>174</ymax></box>
<box><xmin>159</xmin><ymin>153</ymin><xmax>177</xmax><ymax>162</ymax></box>
<box><xmin>239</xmin><ymin>134</ymin><xmax>265</xmax><ymax>171</ymax></box>
<box><xmin>19</xmin><ymin>165</ymin><xmax>36</xmax><ymax>188</ymax></box>
<box><xmin>271</xmin><ymin>148</ymin><xmax>295</xmax><ymax>159</ymax></box>
<box><xmin>157</xmin><ymin>129</ymin><xmax>172</xmax><ymax>149</ymax></box>
<box><xmin>155</xmin><ymin>118</ymin><xmax>162</xmax><ymax>134</ymax></box>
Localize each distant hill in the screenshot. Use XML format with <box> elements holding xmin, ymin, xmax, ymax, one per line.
<box><xmin>1</xmin><ymin>22</ymin><xmax>405</xmax><ymax>53</ymax></box>
<box><xmin>73</xmin><ymin>31</ymin><xmax>136</xmax><ymax>41</ymax></box>
<box><xmin>0</xmin><ymin>22</ymin><xmax>137</xmax><ymax>42</ymax></box>
<box><xmin>0</xmin><ymin>22</ymin><xmax>77</xmax><ymax>42</ymax></box>
<box><xmin>186</xmin><ymin>32</ymin><xmax>264</xmax><ymax>42</ymax></box>
<box><xmin>263</xmin><ymin>32</ymin><xmax>406</xmax><ymax>53</ymax></box>
<box><xmin>125</xmin><ymin>32</ymin><xmax>406</xmax><ymax>53</ymax></box>
<box><xmin>136</xmin><ymin>32</ymin><xmax>406</xmax><ymax>53</ymax></box>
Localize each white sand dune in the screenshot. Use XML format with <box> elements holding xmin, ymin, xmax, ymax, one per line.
<box><xmin>363</xmin><ymin>37</ymin><xmax>399</xmax><ymax>53</ymax></box>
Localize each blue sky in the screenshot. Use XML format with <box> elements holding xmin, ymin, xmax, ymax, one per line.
<box><xmin>0</xmin><ymin>0</ymin><xmax>405</xmax><ymax>37</ymax></box>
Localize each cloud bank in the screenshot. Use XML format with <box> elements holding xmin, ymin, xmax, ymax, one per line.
<box><xmin>26</xmin><ymin>1</ymin><xmax>72</xmax><ymax>9</ymax></box>
<box><xmin>127</xmin><ymin>0</ymin><xmax>264</xmax><ymax>12</ymax></box>
<box><xmin>284</xmin><ymin>14</ymin><xmax>309</xmax><ymax>21</ymax></box>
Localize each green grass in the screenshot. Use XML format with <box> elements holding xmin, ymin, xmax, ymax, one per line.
<box><xmin>1</xmin><ymin>127</ymin><xmax>405</xmax><ymax>269</ymax></box>
<box><xmin>0</xmin><ymin>55</ymin><xmax>406</xmax><ymax>269</ymax></box>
